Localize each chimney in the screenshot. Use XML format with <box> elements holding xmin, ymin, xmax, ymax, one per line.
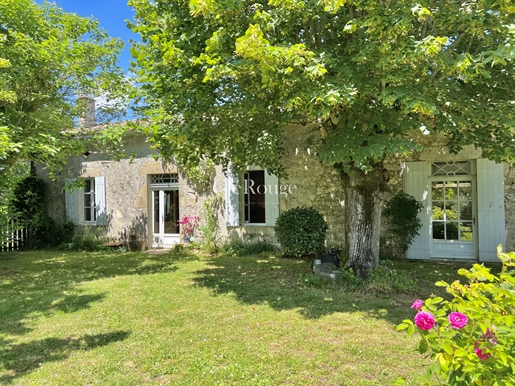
<box><xmin>77</xmin><ymin>96</ymin><xmax>96</xmax><ymax>128</ymax></box>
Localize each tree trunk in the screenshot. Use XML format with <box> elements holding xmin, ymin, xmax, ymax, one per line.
<box><xmin>341</xmin><ymin>164</ymin><xmax>388</xmax><ymax>278</ymax></box>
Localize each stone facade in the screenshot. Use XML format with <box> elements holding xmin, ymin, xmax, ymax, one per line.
<box><xmin>40</xmin><ymin>126</ymin><xmax>514</xmax><ymax>256</ymax></box>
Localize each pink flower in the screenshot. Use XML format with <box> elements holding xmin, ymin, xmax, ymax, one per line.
<box><xmin>481</xmin><ymin>328</ymin><xmax>498</xmax><ymax>345</ymax></box>
<box><xmin>474</xmin><ymin>341</ymin><xmax>491</xmax><ymax>361</ymax></box>
<box><xmin>411</xmin><ymin>299</ymin><xmax>423</xmax><ymax>311</ymax></box>
<box><xmin>448</xmin><ymin>312</ymin><xmax>468</xmax><ymax>330</ymax></box>
<box><xmin>414</xmin><ymin>311</ymin><xmax>435</xmax><ymax>330</ymax></box>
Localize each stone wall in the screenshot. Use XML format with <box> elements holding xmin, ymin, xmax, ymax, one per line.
<box><xmin>39</xmin><ymin>127</ymin><xmax>514</xmax><ymax>253</ymax></box>
<box><xmin>221</xmin><ymin>124</ymin><xmax>346</xmax><ymax>247</ymax></box>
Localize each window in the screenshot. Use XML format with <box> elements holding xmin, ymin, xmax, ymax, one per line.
<box><xmin>244</xmin><ymin>170</ymin><xmax>266</xmax><ymax>224</ymax></box>
<box><xmin>65</xmin><ymin>176</ymin><xmax>106</xmax><ymax>226</ymax></box>
<box><xmin>225</xmin><ymin>169</ymin><xmax>279</xmax><ymax>226</ymax></box>
<box><xmin>83</xmin><ymin>179</ymin><xmax>96</xmax><ymax>222</ymax></box>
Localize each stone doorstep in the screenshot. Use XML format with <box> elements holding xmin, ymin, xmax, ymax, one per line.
<box><xmin>313</xmin><ymin>262</ymin><xmax>343</xmax><ymax>281</ymax></box>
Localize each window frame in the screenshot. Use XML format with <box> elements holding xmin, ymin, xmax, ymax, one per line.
<box><xmin>225</xmin><ymin>168</ymin><xmax>279</xmax><ymax>227</ymax></box>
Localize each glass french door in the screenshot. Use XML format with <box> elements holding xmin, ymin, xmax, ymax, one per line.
<box><xmin>430</xmin><ymin>178</ymin><xmax>476</xmax><ymax>259</ymax></box>
<box><xmin>152</xmin><ymin>189</ymin><xmax>180</xmax><ymax>248</ymax></box>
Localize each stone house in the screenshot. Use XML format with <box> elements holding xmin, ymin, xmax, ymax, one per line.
<box><xmin>38</xmin><ymin>109</ymin><xmax>514</xmax><ymax>261</ymax></box>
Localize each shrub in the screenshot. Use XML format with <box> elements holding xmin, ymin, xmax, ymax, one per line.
<box><xmin>383</xmin><ymin>192</ymin><xmax>423</xmax><ymax>257</ymax></box>
<box><xmin>11</xmin><ymin>175</ymin><xmax>74</xmax><ymax>248</ymax></box>
<box><xmin>274</xmin><ymin>206</ymin><xmax>328</xmax><ymax>262</ymax></box>
<box><xmin>223</xmin><ymin>239</ymin><xmax>279</xmax><ymax>257</ymax></box>
<box><xmin>397</xmin><ymin>246</ymin><xmax>515</xmax><ymax>385</ymax></box>
<box><xmin>199</xmin><ymin>193</ymin><xmax>223</xmax><ymax>253</ymax></box>
<box><xmin>335</xmin><ymin>260</ymin><xmax>418</xmax><ymax>294</ymax></box>
<box><xmin>69</xmin><ymin>227</ymin><xmax>107</xmax><ymax>252</ymax></box>
<box><xmin>362</xmin><ymin>260</ymin><xmax>419</xmax><ymax>294</ymax></box>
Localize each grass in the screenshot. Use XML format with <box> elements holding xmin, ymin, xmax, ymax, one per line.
<box><xmin>0</xmin><ymin>249</ymin><xmax>489</xmax><ymax>385</ymax></box>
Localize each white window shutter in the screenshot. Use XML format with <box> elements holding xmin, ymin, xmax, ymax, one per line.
<box><xmin>65</xmin><ymin>178</ymin><xmax>79</xmax><ymax>225</ymax></box>
<box><xmin>225</xmin><ymin>170</ymin><xmax>240</xmax><ymax>227</ymax></box>
<box><xmin>95</xmin><ymin>176</ymin><xmax>106</xmax><ymax>226</ymax></box>
<box><xmin>477</xmin><ymin>159</ymin><xmax>506</xmax><ymax>262</ymax></box>
<box><xmin>403</xmin><ymin>162</ymin><xmax>430</xmax><ymax>259</ymax></box>
<box><xmin>265</xmin><ymin>171</ymin><xmax>279</xmax><ymax>226</ymax></box>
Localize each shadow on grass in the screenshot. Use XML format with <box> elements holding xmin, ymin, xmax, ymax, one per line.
<box><xmin>0</xmin><ymin>250</ymin><xmax>186</xmax><ymax>337</ymax></box>
<box><xmin>0</xmin><ymin>330</ymin><xmax>130</xmax><ymax>384</ymax></box>
<box><xmin>191</xmin><ymin>254</ymin><xmax>478</xmax><ymax>325</ymax></box>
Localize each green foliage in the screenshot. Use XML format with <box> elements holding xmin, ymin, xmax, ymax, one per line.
<box><xmin>397</xmin><ymin>246</ymin><xmax>515</xmax><ymax>385</ymax></box>
<box><xmin>130</xmin><ymin>0</ymin><xmax>515</xmax><ymax>175</ymax></box>
<box><xmin>68</xmin><ymin>227</ymin><xmax>107</xmax><ymax>252</ymax></box>
<box><xmin>361</xmin><ymin>261</ymin><xmax>419</xmax><ymax>294</ymax></box>
<box><xmin>198</xmin><ymin>193</ymin><xmax>223</xmax><ymax>253</ymax></box>
<box><xmin>336</xmin><ymin>260</ymin><xmax>419</xmax><ymax>294</ymax></box>
<box><xmin>10</xmin><ymin>175</ymin><xmax>74</xmax><ymax>248</ymax></box>
<box><xmin>274</xmin><ymin>206</ymin><xmax>328</xmax><ymax>261</ymax></box>
<box><xmin>297</xmin><ymin>272</ymin><xmax>330</xmax><ymax>288</ymax></box>
<box><xmin>223</xmin><ymin>239</ymin><xmax>279</xmax><ymax>257</ymax></box>
<box><xmin>0</xmin><ymin>163</ymin><xmax>30</xmax><ymax>246</ymax></box>
<box><xmin>383</xmin><ymin>193</ymin><xmax>424</xmax><ymax>255</ymax></box>
<box><xmin>0</xmin><ymin>0</ymin><xmax>129</xmax><ymax>177</ymax></box>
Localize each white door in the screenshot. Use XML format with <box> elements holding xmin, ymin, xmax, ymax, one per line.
<box><xmin>430</xmin><ymin>177</ymin><xmax>477</xmax><ymax>259</ymax></box>
<box><xmin>152</xmin><ymin>189</ymin><xmax>180</xmax><ymax>248</ymax></box>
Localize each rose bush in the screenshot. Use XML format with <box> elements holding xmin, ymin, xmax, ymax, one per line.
<box><xmin>397</xmin><ymin>246</ymin><xmax>515</xmax><ymax>385</ymax></box>
<box><xmin>178</xmin><ymin>215</ymin><xmax>200</xmax><ymax>239</ymax></box>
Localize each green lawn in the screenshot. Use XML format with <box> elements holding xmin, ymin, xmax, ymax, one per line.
<box><xmin>0</xmin><ymin>249</ymin><xmax>477</xmax><ymax>385</ymax></box>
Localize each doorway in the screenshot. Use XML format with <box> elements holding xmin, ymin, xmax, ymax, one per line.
<box><xmin>151</xmin><ymin>189</ymin><xmax>180</xmax><ymax>248</ymax></box>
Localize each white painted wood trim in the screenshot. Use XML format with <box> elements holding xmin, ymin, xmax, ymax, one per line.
<box><xmin>225</xmin><ymin>170</ymin><xmax>240</xmax><ymax>227</ymax></box>
<box><xmin>95</xmin><ymin>176</ymin><xmax>106</xmax><ymax>226</ymax></box>
<box><xmin>403</xmin><ymin>162</ymin><xmax>431</xmax><ymax>259</ymax></box>
<box><xmin>64</xmin><ymin>178</ymin><xmax>79</xmax><ymax>225</ymax></box>
<box><xmin>477</xmin><ymin>159</ymin><xmax>506</xmax><ymax>262</ymax></box>
<box><xmin>265</xmin><ymin>171</ymin><xmax>279</xmax><ymax>226</ymax></box>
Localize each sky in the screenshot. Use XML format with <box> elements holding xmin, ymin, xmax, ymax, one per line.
<box><xmin>38</xmin><ymin>0</ymin><xmax>139</xmax><ymax>72</ymax></box>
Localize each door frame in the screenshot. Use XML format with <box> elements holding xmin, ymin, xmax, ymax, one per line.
<box><xmin>428</xmin><ymin>175</ymin><xmax>478</xmax><ymax>260</ymax></box>
<box><xmin>151</xmin><ymin>187</ymin><xmax>180</xmax><ymax>248</ymax></box>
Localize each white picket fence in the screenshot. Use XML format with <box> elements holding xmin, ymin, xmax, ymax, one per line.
<box><xmin>1</xmin><ymin>220</ymin><xmax>29</xmax><ymax>252</ymax></box>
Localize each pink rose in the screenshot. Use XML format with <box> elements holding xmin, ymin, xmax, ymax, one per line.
<box><xmin>481</xmin><ymin>328</ymin><xmax>497</xmax><ymax>345</ymax></box>
<box><xmin>474</xmin><ymin>341</ymin><xmax>491</xmax><ymax>361</ymax></box>
<box><xmin>414</xmin><ymin>311</ymin><xmax>435</xmax><ymax>330</ymax></box>
<box><xmin>411</xmin><ymin>299</ymin><xmax>423</xmax><ymax>311</ymax></box>
<box><xmin>448</xmin><ymin>312</ymin><xmax>468</xmax><ymax>330</ymax></box>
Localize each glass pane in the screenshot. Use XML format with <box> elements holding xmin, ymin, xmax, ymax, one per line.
<box><xmin>164</xmin><ymin>190</ymin><xmax>179</xmax><ymax>234</ymax></box>
<box><xmin>445</xmin><ymin>181</ymin><xmax>458</xmax><ymax>200</ymax></box>
<box><xmin>248</xmin><ymin>170</ymin><xmax>266</xmax><ymax>224</ymax></box>
<box><xmin>84</xmin><ymin>193</ymin><xmax>91</xmax><ymax>207</ymax></box>
<box><xmin>432</xmin><ymin>182</ymin><xmax>444</xmax><ymax>200</ymax></box>
<box><xmin>459</xmin><ymin>181</ymin><xmax>472</xmax><ymax>200</ymax></box>
<box><xmin>460</xmin><ymin>223</ymin><xmax>474</xmax><ymax>241</ymax></box>
<box><xmin>446</xmin><ymin>222</ymin><xmax>459</xmax><ymax>240</ymax></box>
<box><xmin>432</xmin><ymin>202</ymin><xmax>445</xmax><ymax>220</ymax></box>
<box><xmin>460</xmin><ymin>201</ymin><xmax>473</xmax><ymax>220</ymax></box>
<box><xmin>446</xmin><ymin>202</ymin><xmax>458</xmax><ymax>220</ymax></box>
<box><xmin>84</xmin><ymin>207</ymin><xmax>92</xmax><ymax>222</ymax></box>
<box><xmin>432</xmin><ymin>222</ymin><xmax>445</xmax><ymax>239</ymax></box>
<box><xmin>153</xmin><ymin>191</ymin><xmax>159</xmax><ymax>234</ymax></box>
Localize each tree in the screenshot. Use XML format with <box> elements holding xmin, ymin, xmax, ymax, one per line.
<box><xmin>129</xmin><ymin>0</ymin><xmax>515</xmax><ymax>277</ymax></box>
<box><xmin>0</xmin><ymin>0</ymin><xmax>129</xmax><ymax>178</ymax></box>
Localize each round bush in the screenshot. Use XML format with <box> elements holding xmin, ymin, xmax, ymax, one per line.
<box><xmin>274</xmin><ymin>206</ymin><xmax>328</xmax><ymax>259</ymax></box>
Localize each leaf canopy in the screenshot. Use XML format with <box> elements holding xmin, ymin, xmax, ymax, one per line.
<box><xmin>0</xmin><ymin>0</ymin><xmax>129</xmax><ymax>177</ymax></box>
<box><xmin>129</xmin><ymin>0</ymin><xmax>515</xmax><ymax>174</ymax></box>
